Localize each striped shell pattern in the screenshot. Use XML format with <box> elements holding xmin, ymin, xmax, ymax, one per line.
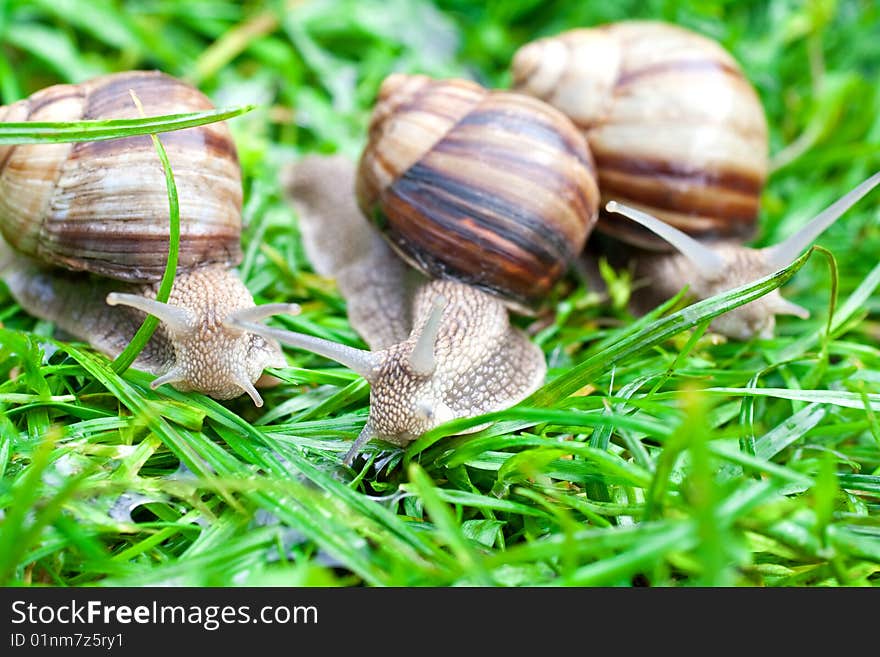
<box><xmin>512</xmin><ymin>20</ymin><xmax>769</xmax><ymax>249</ymax></box>
<box><xmin>356</xmin><ymin>73</ymin><xmax>600</xmax><ymax>311</ymax></box>
<box><xmin>0</xmin><ymin>70</ymin><xmax>243</xmax><ymax>282</ymax></box>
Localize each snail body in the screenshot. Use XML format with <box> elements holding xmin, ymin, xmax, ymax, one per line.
<box><xmin>0</xmin><ymin>71</ymin><xmax>295</xmax><ymax>405</ymax></box>
<box><xmin>241</xmin><ymin>75</ymin><xmax>599</xmax><ymax>461</ymax></box>
<box><xmin>512</xmin><ymin>21</ymin><xmax>880</xmax><ymax>338</ymax></box>
<box><xmin>239</xmin><ymin>155</ymin><xmax>546</xmax><ymax>463</ymax></box>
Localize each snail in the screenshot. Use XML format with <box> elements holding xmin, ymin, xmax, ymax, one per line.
<box><xmin>603</xmin><ymin>176</ymin><xmax>880</xmax><ymax>339</ymax></box>
<box><xmin>511</xmin><ymin>20</ymin><xmax>880</xmax><ymax>338</ymax></box>
<box><xmin>232</xmin><ymin>74</ymin><xmax>600</xmax><ymax>461</ymax></box>
<box><xmin>0</xmin><ymin>70</ymin><xmax>297</xmax><ymax>405</ymax></box>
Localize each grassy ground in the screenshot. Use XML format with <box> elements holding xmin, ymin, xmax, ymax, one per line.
<box><xmin>1</xmin><ymin>0</ymin><xmax>879</xmax><ymax>587</ymax></box>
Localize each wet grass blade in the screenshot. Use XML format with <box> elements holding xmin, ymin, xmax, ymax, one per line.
<box><xmin>110</xmin><ymin>94</ymin><xmax>181</xmax><ymax>374</ymax></box>
<box><xmin>531</xmin><ymin>251</ymin><xmax>812</xmax><ymax>407</ymax></box>
<box><xmin>0</xmin><ymin>106</ymin><xmax>255</xmax><ymax>143</ymax></box>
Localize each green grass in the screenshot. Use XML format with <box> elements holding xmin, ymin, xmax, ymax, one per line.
<box><xmin>1</xmin><ymin>0</ymin><xmax>879</xmax><ymax>587</ymax></box>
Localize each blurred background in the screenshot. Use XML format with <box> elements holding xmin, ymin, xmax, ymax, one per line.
<box><xmin>2</xmin><ymin>3</ymin><xmax>877</xmax><ymax>161</ymax></box>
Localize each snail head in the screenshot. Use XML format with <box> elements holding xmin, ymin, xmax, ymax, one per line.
<box><xmin>106</xmin><ymin>265</ymin><xmax>299</xmax><ymax>406</ymax></box>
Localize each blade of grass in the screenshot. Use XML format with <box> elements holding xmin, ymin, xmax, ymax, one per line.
<box><xmin>0</xmin><ymin>106</ymin><xmax>255</xmax><ymax>144</ymax></box>
<box><xmin>407</xmin><ymin>463</ymin><xmax>494</xmax><ymax>585</ymax></box>
<box><xmin>109</xmin><ymin>92</ymin><xmax>180</xmax><ymax>374</ymax></box>
<box><xmin>699</xmin><ymin>387</ymin><xmax>880</xmax><ymax>411</ymax></box>
<box><xmin>531</xmin><ymin>250</ymin><xmax>813</xmax><ymax>407</ymax></box>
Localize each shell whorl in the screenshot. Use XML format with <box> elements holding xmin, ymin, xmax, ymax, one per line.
<box><xmin>512</xmin><ymin>20</ymin><xmax>769</xmax><ymax>249</ymax></box>
<box><xmin>0</xmin><ymin>70</ymin><xmax>243</xmax><ymax>282</ymax></box>
<box><xmin>356</xmin><ymin>74</ymin><xmax>600</xmax><ymax>311</ymax></box>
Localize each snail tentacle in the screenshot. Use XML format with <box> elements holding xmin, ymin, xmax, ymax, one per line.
<box><xmin>604</xmin><ymin>201</ymin><xmax>726</xmax><ymax>277</ymax></box>
<box><xmin>763</xmin><ymin>171</ymin><xmax>880</xmax><ymax>270</ymax></box>
<box><xmin>106</xmin><ymin>292</ymin><xmax>195</xmax><ymax>335</ymax></box>
<box><xmin>407</xmin><ymin>294</ymin><xmax>447</xmax><ymax>376</ymax></box>
<box><xmin>149</xmin><ymin>368</ymin><xmax>186</xmax><ymax>391</ymax></box>
<box><xmin>229</xmin><ymin>320</ymin><xmax>382</xmax><ymax>382</ymax></box>
<box><xmin>343</xmin><ymin>420</ymin><xmax>377</xmax><ymax>466</ymax></box>
<box><xmin>235</xmin><ymin>374</ymin><xmax>264</xmax><ymax>408</ymax></box>
<box><xmin>225</xmin><ymin>303</ymin><xmax>302</xmax><ymax>326</ymax></box>
<box><xmin>766</xmin><ymin>296</ymin><xmax>810</xmax><ymax>320</ymax></box>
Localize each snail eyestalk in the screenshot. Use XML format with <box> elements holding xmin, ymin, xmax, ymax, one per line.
<box><xmin>605</xmin><ymin>201</ymin><xmax>726</xmax><ymax>277</ymax></box>
<box><xmin>763</xmin><ymin>171</ymin><xmax>880</xmax><ymax>270</ymax></box>
<box><xmin>225</xmin><ymin>303</ymin><xmax>302</xmax><ymax>326</ymax></box>
<box><xmin>343</xmin><ymin>420</ymin><xmax>376</xmax><ymax>466</ymax></box>
<box><xmin>228</xmin><ymin>320</ymin><xmax>381</xmax><ymax>382</ymax></box>
<box><xmin>408</xmin><ymin>295</ymin><xmax>447</xmax><ymax>376</ymax></box>
<box><xmin>235</xmin><ymin>374</ymin><xmax>264</xmax><ymax>407</ymax></box>
<box><xmin>149</xmin><ymin>367</ymin><xmax>186</xmax><ymax>391</ymax></box>
<box><xmin>106</xmin><ymin>292</ymin><xmax>194</xmax><ymax>335</ymax></box>
<box><xmin>768</xmin><ymin>296</ymin><xmax>810</xmax><ymax>320</ymax></box>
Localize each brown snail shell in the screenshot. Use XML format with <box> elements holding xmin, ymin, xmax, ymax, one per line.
<box><xmin>356</xmin><ymin>73</ymin><xmax>600</xmax><ymax>311</ymax></box>
<box><xmin>512</xmin><ymin>22</ymin><xmax>880</xmax><ymax>341</ymax></box>
<box><xmin>511</xmin><ymin>20</ymin><xmax>769</xmax><ymax>250</ymax></box>
<box><xmin>0</xmin><ymin>70</ymin><xmax>295</xmax><ymax>406</ymax></box>
<box><xmin>0</xmin><ymin>70</ymin><xmax>242</xmax><ymax>282</ymax></box>
<box><xmin>257</xmin><ymin>154</ymin><xmax>548</xmax><ymax>463</ymax></box>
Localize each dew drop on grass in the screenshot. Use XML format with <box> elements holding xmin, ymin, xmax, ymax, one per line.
<box><xmin>108</xmin><ymin>492</ymin><xmax>158</xmax><ymax>523</ymax></box>
<box><xmin>42</xmin><ymin>452</ymin><xmax>84</xmax><ymax>489</ymax></box>
<box><xmin>38</xmin><ymin>341</ymin><xmax>59</xmax><ymax>363</ymax></box>
<box><xmin>165</xmin><ymin>460</ymin><xmax>199</xmax><ymax>482</ymax></box>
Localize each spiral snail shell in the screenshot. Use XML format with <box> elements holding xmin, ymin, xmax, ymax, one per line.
<box><xmin>0</xmin><ymin>70</ymin><xmax>242</xmax><ymax>280</ymax></box>
<box><xmin>512</xmin><ymin>20</ymin><xmax>769</xmax><ymax>250</ymax></box>
<box><xmin>512</xmin><ymin>21</ymin><xmax>880</xmax><ymax>339</ymax></box>
<box><xmin>0</xmin><ymin>70</ymin><xmax>296</xmax><ymax>404</ymax></box>
<box><xmin>355</xmin><ymin>73</ymin><xmax>600</xmax><ymax>311</ymax></box>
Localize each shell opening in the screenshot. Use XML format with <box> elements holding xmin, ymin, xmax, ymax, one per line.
<box><xmin>408</xmin><ymin>294</ymin><xmax>448</xmax><ymax>376</ymax></box>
